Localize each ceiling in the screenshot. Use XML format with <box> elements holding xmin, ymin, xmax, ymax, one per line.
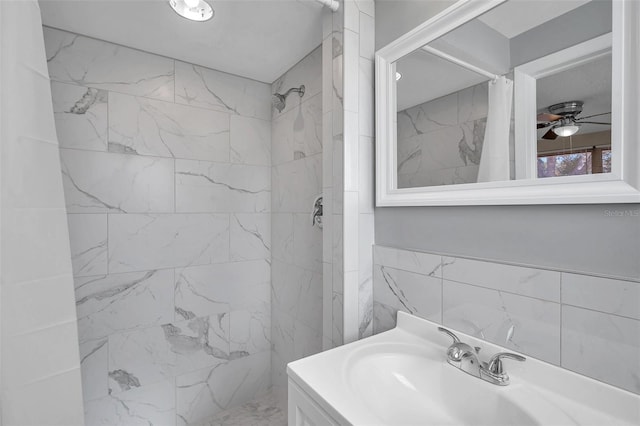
<box><xmin>38</xmin><ymin>0</ymin><xmax>324</xmax><ymax>84</ymax></box>
<box><xmin>477</xmin><ymin>0</ymin><xmax>589</xmax><ymax>39</ymax></box>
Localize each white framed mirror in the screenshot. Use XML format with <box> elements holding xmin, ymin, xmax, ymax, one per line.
<box><xmin>375</xmin><ymin>0</ymin><xmax>640</xmax><ymax>206</ymax></box>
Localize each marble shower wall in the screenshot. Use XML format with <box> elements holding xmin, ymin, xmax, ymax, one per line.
<box><xmin>270</xmin><ymin>47</ymin><xmax>323</xmax><ymax>407</ymax></box>
<box><xmin>45</xmin><ymin>27</ymin><xmax>273</xmax><ymax>425</ymax></box>
<box><xmin>396</xmin><ymin>81</ymin><xmax>490</xmax><ymax>188</ymax></box>
<box><xmin>396</xmin><ymin>79</ymin><xmax>518</xmax><ymax>188</ymax></box>
<box><xmin>322</xmin><ymin>0</ymin><xmax>376</xmax><ymax>350</ymax></box>
<box><xmin>372</xmin><ymin>245</ymin><xmax>640</xmax><ymax>395</ymax></box>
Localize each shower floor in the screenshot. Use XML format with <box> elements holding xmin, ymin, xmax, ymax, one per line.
<box><xmin>191</xmin><ymin>392</ymin><xmax>286</xmax><ymax>426</ymax></box>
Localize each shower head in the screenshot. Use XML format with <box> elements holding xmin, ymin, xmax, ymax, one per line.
<box><xmin>272</xmin><ymin>85</ymin><xmax>305</xmax><ymax>113</ymax></box>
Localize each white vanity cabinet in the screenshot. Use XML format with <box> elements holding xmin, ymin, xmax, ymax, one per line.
<box><xmin>287</xmin><ymin>379</ymin><xmax>339</xmax><ymax>426</ymax></box>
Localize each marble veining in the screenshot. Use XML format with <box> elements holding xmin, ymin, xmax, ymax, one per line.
<box><xmin>396</xmin><ymin>80</ymin><xmax>499</xmax><ymax>188</ymax></box>
<box><xmin>52</xmin><ymin>82</ymin><xmax>108</xmax><ymax>151</ymax></box>
<box><xmin>372</xmin><ymin>245</ymin><xmax>640</xmax><ymax>395</ymax></box>
<box><xmin>44</xmin><ymin>28</ymin><xmax>174</xmax><ymax>102</ymax></box>
<box><xmin>108</xmin><ymin>92</ymin><xmax>231</xmax><ymax>161</ymax></box>
<box><xmin>190</xmin><ymin>391</ymin><xmax>284</xmax><ymax>426</ymax></box>
<box><xmin>45</xmin><ymin>25</ymin><xmax>281</xmax><ymax>425</ymax></box>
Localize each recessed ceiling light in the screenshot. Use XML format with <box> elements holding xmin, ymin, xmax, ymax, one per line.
<box><xmin>396</xmin><ymin>72</ymin><xmax>402</xmax><ymax>81</ymax></box>
<box><xmin>169</xmin><ymin>0</ymin><xmax>214</xmax><ymax>22</ymax></box>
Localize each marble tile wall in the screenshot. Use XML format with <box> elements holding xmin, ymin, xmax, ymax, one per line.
<box><xmin>322</xmin><ymin>0</ymin><xmax>376</xmax><ymax>350</ymax></box>
<box><xmin>396</xmin><ymin>81</ymin><xmax>506</xmax><ymax>187</ymax></box>
<box><xmin>45</xmin><ymin>27</ymin><xmax>273</xmax><ymax>425</ymax></box>
<box><xmin>270</xmin><ymin>46</ymin><xmax>324</xmax><ymax>408</ymax></box>
<box><xmin>372</xmin><ymin>245</ymin><xmax>640</xmax><ymax>395</ymax></box>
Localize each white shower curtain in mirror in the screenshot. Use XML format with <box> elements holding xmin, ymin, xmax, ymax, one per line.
<box><xmin>477</xmin><ymin>76</ymin><xmax>513</xmax><ymax>182</ymax></box>
<box><xmin>1</xmin><ymin>0</ymin><xmax>84</xmax><ymax>424</ymax></box>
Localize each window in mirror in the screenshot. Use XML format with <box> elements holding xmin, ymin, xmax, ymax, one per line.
<box><xmin>535</xmin><ymin>53</ymin><xmax>611</xmax><ymax>177</ymax></box>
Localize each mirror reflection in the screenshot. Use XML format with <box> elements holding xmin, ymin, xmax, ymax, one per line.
<box><xmin>394</xmin><ymin>0</ymin><xmax>611</xmax><ymax>188</ymax></box>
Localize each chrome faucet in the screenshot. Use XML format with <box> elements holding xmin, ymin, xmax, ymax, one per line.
<box><xmin>438</xmin><ymin>327</ymin><xmax>525</xmax><ymax>386</ymax></box>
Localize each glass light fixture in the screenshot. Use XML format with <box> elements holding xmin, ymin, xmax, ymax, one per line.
<box><xmin>169</xmin><ymin>0</ymin><xmax>214</xmax><ymax>22</ymax></box>
<box><xmin>552</xmin><ymin>124</ymin><xmax>580</xmax><ymax>137</ymax></box>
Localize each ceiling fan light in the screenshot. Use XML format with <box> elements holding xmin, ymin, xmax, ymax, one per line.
<box><xmin>169</xmin><ymin>0</ymin><xmax>214</xmax><ymax>22</ymax></box>
<box><xmin>552</xmin><ymin>124</ymin><xmax>580</xmax><ymax>137</ymax></box>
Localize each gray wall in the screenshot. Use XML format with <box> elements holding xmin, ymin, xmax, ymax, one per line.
<box><xmin>375</xmin><ymin>1</ymin><xmax>640</xmax><ymax>280</ymax></box>
<box><xmin>376</xmin><ymin>204</ymin><xmax>640</xmax><ymax>280</ymax></box>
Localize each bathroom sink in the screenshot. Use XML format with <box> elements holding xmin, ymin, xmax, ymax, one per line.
<box><xmin>287</xmin><ymin>312</ymin><xmax>640</xmax><ymax>425</ymax></box>
<box><xmin>345</xmin><ymin>343</ymin><xmax>542</xmax><ymax>426</ymax></box>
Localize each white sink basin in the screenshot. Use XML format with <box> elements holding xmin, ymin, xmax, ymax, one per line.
<box><xmin>287</xmin><ymin>312</ymin><xmax>640</xmax><ymax>425</ymax></box>
<box><xmin>345</xmin><ymin>343</ymin><xmax>542</xmax><ymax>426</ymax></box>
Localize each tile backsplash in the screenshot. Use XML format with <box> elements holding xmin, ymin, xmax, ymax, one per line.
<box><xmin>373</xmin><ymin>245</ymin><xmax>640</xmax><ymax>395</ymax></box>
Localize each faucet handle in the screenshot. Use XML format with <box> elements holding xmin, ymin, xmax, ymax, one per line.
<box><xmin>437</xmin><ymin>327</ymin><xmax>460</xmax><ymax>343</ymax></box>
<box><xmin>487</xmin><ymin>352</ymin><xmax>526</xmax><ymax>375</ymax></box>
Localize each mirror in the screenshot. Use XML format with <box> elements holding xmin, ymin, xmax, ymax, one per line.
<box><xmin>375</xmin><ymin>0</ymin><xmax>640</xmax><ymax>205</ymax></box>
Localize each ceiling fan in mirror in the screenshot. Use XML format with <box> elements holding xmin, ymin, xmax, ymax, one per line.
<box><xmin>537</xmin><ymin>101</ymin><xmax>611</xmax><ymax>140</ymax></box>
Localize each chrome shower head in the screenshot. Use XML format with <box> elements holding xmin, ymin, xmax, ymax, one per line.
<box><xmin>272</xmin><ymin>85</ymin><xmax>305</xmax><ymax>113</ymax></box>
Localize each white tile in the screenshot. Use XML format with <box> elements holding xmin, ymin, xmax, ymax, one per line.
<box><xmin>271</xmin><ymin>260</ymin><xmax>323</xmax><ymax>330</ymax></box>
<box><xmin>359</xmin><ymin>13</ymin><xmax>375</xmax><ymax>60</ymax></box>
<box><xmin>343</xmin><ymin>30</ymin><xmax>359</xmax><ymax>114</ymax></box>
<box><xmin>358</xmin><ymin>58</ymin><xmax>375</xmax><ymax>137</ymax></box>
<box><xmin>343</xmin><ymin>193</ymin><xmax>359</xmax><ymax>272</ymax></box>
<box><xmin>322</xmin><ymin>112</ymin><xmax>334</xmax><ymax>188</ymax></box>
<box><xmin>373</xmin><ymin>245</ymin><xmax>442</xmax><ymax>277</ymax></box>
<box><xmin>344</xmin><ymin>0</ymin><xmax>360</xmax><ymax>33</ymax></box>
<box><xmin>562</xmin><ymin>306</ymin><xmax>640</xmax><ymax>394</ymax></box>
<box><xmin>75</xmin><ymin>270</ymin><xmax>174</xmax><ymax>342</ymax></box>
<box><xmin>458</xmin><ymin>81</ymin><xmax>489</xmax><ymax>123</ymax></box>
<box><xmin>176</xmin><ymin>352</ymin><xmax>271</xmax><ymax>425</ymax></box>
<box><xmin>373</xmin><ymin>301</ymin><xmax>398</xmax><ymax>335</ymax></box>
<box><xmin>44</xmin><ymin>28</ymin><xmax>174</xmax><ymax>101</ymax></box>
<box><xmin>442</xmin><ymin>256</ymin><xmax>561</xmax><ymax>302</ymax></box>
<box><xmin>60</xmin><ymin>149</ymin><xmax>174</xmax><ymax>213</ymax></box>
<box><xmin>79</xmin><ymin>339</ymin><xmax>108</xmax><ymax>401</ymax></box>
<box><xmin>271</xmin><ymin>213</ymin><xmax>294</xmax><ymax>263</ymax></box>
<box><xmin>293</xmin><ymin>213</ymin><xmax>323</xmax><ymax>273</ymax></box>
<box><xmin>84</xmin><ymin>380</ymin><xmax>175</xmax><ymax>426</ymax></box>
<box><xmin>272</xmin><ymin>154</ymin><xmax>322</xmax><ymax>214</ymax></box>
<box><xmin>323</xmin><ymin>262</ymin><xmax>334</xmax><ymax>346</ymax></box>
<box><xmin>108</xmin><ymin>92</ymin><xmax>230</xmax><ymax>161</ymax></box>
<box><xmin>562</xmin><ymin>273</ymin><xmax>640</xmax><ymax>319</ymax></box>
<box><xmin>175</xmin><ymin>61</ymin><xmax>271</xmax><ymax>120</ymax></box>
<box><xmin>230</xmin><ymin>115</ymin><xmax>271</xmax><ymax>166</ymax></box>
<box><xmin>397</xmin><ymin>92</ymin><xmax>458</xmax><ymax>138</ymax></box>
<box><xmin>443</xmin><ymin>280</ymin><xmax>561</xmax><ymax>364</ymax></box>
<box><xmin>51</xmin><ymin>81</ymin><xmax>108</xmax><ymax>151</ymax></box>
<box><xmin>294</xmin><ymin>321</ymin><xmax>323</xmax><ymax>360</ymax></box>
<box><xmin>108</xmin><ymin>315</ymin><xmax>230</xmax><ymax>393</ymax></box>
<box><xmin>373</xmin><ymin>265</ymin><xmax>442</xmax><ymax>323</ymax></box>
<box><xmin>344</xmin><ymin>111</ymin><xmax>359</xmax><ymax>191</ymax></box>
<box><xmin>230</xmin><ymin>213</ymin><xmax>271</xmax><ymax>261</ymax></box>
<box><xmin>176</xmin><ymin>159</ymin><xmax>270</xmax><ymax>213</ymax></box>
<box><xmin>359</xmin><ymin>136</ymin><xmax>375</xmax><ymax>212</ymax></box>
<box><xmin>108</xmin><ymin>214</ymin><xmax>229</xmax><ymax>273</ymax></box>
<box><xmin>67</xmin><ymin>214</ymin><xmax>107</xmax><ymax>277</ymax></box>
<box><xmin>271</xmin><ymin>309</ymin><xmax>295</xmax><ymax>365</ymax></box>
<box><xmin>355</xmin><ymin>0</ymin><xmax>375</xmax><ymax>17</ymax></box>
<box><xmin>230</xmin><ymin>303</ymin><xmax>271</xmax><ymax>355</ymax></box>
<box><xmin>175</xmin><ymin>260</ymin><xmax>271</xmax><ymax>320</ymax></box>
<box><xmin>271</xmin><ymin>93</ymin><xmax>323</xmax><ymax>165</ymax></box>
<box><xmin>332</xmin><ymin>292</ymin><xmax>344</xmax><ymax>347</ymax></box>
<box><xmin>272</xmin><ymin>46</ymin><xmax>322</xmax><ymax>116</ymax></box>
